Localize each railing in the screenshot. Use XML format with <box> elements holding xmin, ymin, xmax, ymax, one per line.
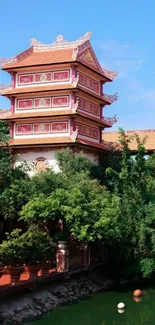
<box><xmin>69</xmin><ymin>252</ymin><xmax>84</xmax><ymax>271</ymax></box>
<box><xmin>0</xmin><ymin>242</ymin><xmax>105</xmax><ymax>295</ymax></box>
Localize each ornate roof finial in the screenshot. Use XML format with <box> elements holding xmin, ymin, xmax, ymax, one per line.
<box><xmin>56</xmin><ymin>35</ymin><xmax>64</xmax><ymax>41</ymax></box>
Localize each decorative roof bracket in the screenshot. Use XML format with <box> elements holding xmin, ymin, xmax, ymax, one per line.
<box><xmin>72</xmin><ymin>100</ymin><xmax>79</xmax><ymax>113</ymax></box>
<box><xmin>71</xmin><ymin>129</ymin><xmax>78</xmax><ymax>142</ymax></box>
<box><xmin>72</xmin><ymin>74</ymin><xmax>79</xmax><ymax>87</ymax></box>
<box><xmin>0</xmin><ymin>84</ymin><xmax>12</xmax><ymax>94</ymax></box>
<box><xmin>103</xmin><ymin>93</ymin><xmax>118</xmax><ymax>104</ymax></box>
<box><xmin>102</xmin><ymin>67</ymin><xmax>118</xmax><ymax>81</ymax></box>
<box><xmin>103</xmin><ymin>114</ymin><xmax>118</xmax><ymax>126</ymax></box>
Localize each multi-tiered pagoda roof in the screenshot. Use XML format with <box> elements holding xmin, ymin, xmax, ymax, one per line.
<box><xmin>0</xmin><ymin>32</ymin><xmax>118</xmax><ymax>170</ymax></box>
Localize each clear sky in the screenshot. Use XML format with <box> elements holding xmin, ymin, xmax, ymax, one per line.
<box><xmin>0</xmin><ymin>0</ymin><xmax>155</xmax><ymax>131</ymax></box>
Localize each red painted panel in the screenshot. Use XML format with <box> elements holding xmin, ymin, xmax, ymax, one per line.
<box><xmin>35</xmin><ymin>72</ymin><xmax>52</xmax><ymax>83</ymax></box>
<box><xmin>93</xmin><ymin>81</ymin><xmax>100</xmax><ymax>92</ymax></box>
<box><xmin>79</xmin><ymin>74</ymin><xmax>84</xmax><ymax>83</ymax></box>
<box><xmin>34</xmin><ymin>98</ymin><xmax>51</xmax><ymax>108</ymax></box>
<box><xmin>51</xmin><ymin>122</ymin><xmax>68</xmax><ymax>132</ymax></box>
<box><xmin>17</xmin><ymin>99</ymin><xmax>33</xmax><ymax>110</ymax></box>
<box><xmin>92</xmin><ymin>129</ymin><xmax>98</xmax><ymax>138</ymax></box>
<box><xmin>78</xmin><ymin>97</ymin><xmax>99</xmax><ymax>116</ymax></box>
<box><xmin>52</xmin><ymin>96</ymin><xmax>69</xmax><ymax>107</ymax></box>
<box><xmin>33</xmin><ymin>123</ymin><xmax>50</xmax><ymax>134</ymax></box>
<box><xmin>18</xmin><ymin>74</ymin><xmax>34</xmax><ymax>84</ymax></box>
<box><xmin>93</xmin><ymin>105</ymin><xmax>99</xmax><ymax>115</ymax></box>
<box><xmin>53</xmin><ymin>70</ymin><xmax>69</xmax><ymax>81</ymax></box>
<box><xmin>75</xmin><ymin>122</ymin><xmax>99</xmax><ymax>139</ymax></box>
<box><xmin>79</xmin><ymin>73</ymin><xmax>100</xmax><ymax>94</ymax></box>
<box><xmin>16</xmin><ymin>124</ymin><xmax>32</xmax><ymax>134</ymax></box>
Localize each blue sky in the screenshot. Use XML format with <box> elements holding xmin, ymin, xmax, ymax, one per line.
<box><xmin>0</xmin><ymin>0</ymin><xmax>155</xmax><ymax>131</ymax></box>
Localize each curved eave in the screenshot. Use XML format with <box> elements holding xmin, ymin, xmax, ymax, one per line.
<box><xmin>0</xmin><ymin>110</ymin><xmax>74</xmax><ymax>122</ymax></box>
<box><xmin>77</xmin><ymin>138</ymin><xmax>110</xmax><ymax>151</ymax></box>
<box><xmin>1</xmin><ymin>110</ymin><xmax>112</xmax><ymax>128</ymax></box>
<box><xmin>1</xmin><ymin>85</ymin><xmax>75</xmax><ymax>97</ymax></box>
<box><xmin>77</xmin><ymin>86</ymin><xmax>113</xmax><ymax>105</ymax></box>
<box><xmin>2</xmin><ymin>60</ymin><xmax>75</xmax><ymax>73</ymax></box>
<box><xmin>77</xmin><ymin>61</ymin><xmax>112</xmax><ymax>82</ymax></box>
<box><xmin>76</xmin><ymin>110</ymin><xmax>112</xmax><ymax>127</ymax></box>
<box><xmin>2</xmin><ymin>60</ymin><xmax>113</xmax><ymax>83</ymax></box>
<box><xmin>8</xmin><ymin>136</ymin><xmax>75</xmax><ymax>148</ymax></box>
<box><xmin>1</xmin><ymin>85</ymin><xmax>115</xmax><ymax>106</ymax></box>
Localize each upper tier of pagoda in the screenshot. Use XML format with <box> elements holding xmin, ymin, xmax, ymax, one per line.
<box><xmin>0</xmin><ymin>32</ymin><xmax>117</xmax><ymax>82</ymax></box>
<box><xmin>0</xmin><ymin>32</ymin><xmax>118</xmax><ymax>153</ymax></box>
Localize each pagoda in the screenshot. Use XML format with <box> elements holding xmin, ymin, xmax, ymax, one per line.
<box><xmin>0</xmin><ymin>32</ymin><xmax>118</xmax><ymax>174</ymax></box>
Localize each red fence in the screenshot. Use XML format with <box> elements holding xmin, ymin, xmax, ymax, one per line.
<box><xmin>0</xmin><ymin>242</ymin><xmax>105</xmax><ymax>296</ymax></box>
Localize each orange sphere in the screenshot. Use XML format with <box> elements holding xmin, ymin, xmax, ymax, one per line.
<box><xmin>133</xmin><ymin>289</ymin><xmax>142</xmax><ymax>297</ymax></box>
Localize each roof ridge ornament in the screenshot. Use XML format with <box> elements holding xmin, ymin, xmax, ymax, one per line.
<box><xmin>30</xmin><ymin>32</ymin><xmax>92</xmax><ymax>51</ymax></box>
<box><xmin>30</xmin><ymin>38</ymin><xmax>42</xmax><ymax>47</ymax></box>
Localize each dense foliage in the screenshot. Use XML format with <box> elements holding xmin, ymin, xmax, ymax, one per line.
<box><xmin>1</xmin><ymin>121</ymin><xmax>155</xmax><ymax>278</ymax></box>
<box><xmin>0</xmin><ymin>225</ymin><xmax>56</xmax><ymax>266</ymax></box>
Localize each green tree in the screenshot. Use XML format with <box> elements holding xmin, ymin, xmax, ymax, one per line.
<box><xmin>0</xmin><ymin>120</ymin><xmax>9</xmax><ymax>146</ymax></box>
<box><xmin>106</xmin><ymin>128</ymin><xmax>155</xmax><ymax>277</ymax></box>
<box><xmin>56</xmin><ymin>148</ymin><xmax>104</xmax><ymax>181</ymax></box>
<box><xmin>0</xmin><ymin>120</ymin><xmax>29</xmax><ymax>224</ymax></box>
<box><xmin>20</xmin><ymin>171</ymin><xmax>120</xmax><ymax>243</ymax></box>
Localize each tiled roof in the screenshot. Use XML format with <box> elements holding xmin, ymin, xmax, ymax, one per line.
<box><xmin>1</xmin><ymin>84</ymin><xmax>113</xmax><ymax>106</ymax></box>
<box><xmin>78</xmin><ymin>85</ymin><xmax>114</xmax><ymax>105</ymax></box>
<box><xmin>103</xmin><ymin>130</ymin><xmax>155</xmax><ymax>151</ymax></box>
<box><xmin>0</xmin><ymin>108</ymin><xmax>114</xmax><ymax>127</ymax></box>
<box><xmin>77</xmin><ymin>110</ymin><xmax>111</xmax><ymax>127</ymax></box>
<box><xmin>10</xmin><ymin>136</ymin><xmax>110</xmax><ymax>150</ymax></box>
<box><xmin>1</xmin><ymin>109</ymin><xmax>73</xmax><ymax>120</ymax></box>
<box><xmin>2</xmin><ymin>84</ymin><xmax>74</xmax><ymax>96</ymax></box>
<box><xmin>0</xmin><ymin>109</ymin><xmax>11</xmax><ymax>117</ymax></box>
<box><xmin>3</xmin><ymin>49</ymin><xmax>75</xmax><ymax>69</ymax></box>
<box><xmin>77</xmin><ymin>138</ymin><xmax>110</xmax><ymax>150</ymax></box>
<box><xmin>0</xmin><ymin>109</ymin><xmax>9</xmax><ymax>113</ymax></box>
<box><xmin>0</xmin><ymin>33</ymin><xmax>117</xmax><ymax>83</ymax></box>
<box><xmin>10</xmin><ymin>136</ymin><xmax>74</xmax><ymax>146</ymax></box>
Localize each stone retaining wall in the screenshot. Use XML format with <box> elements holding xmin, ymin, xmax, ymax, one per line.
<box><xmin>0</xmin><ymin>270</ymin><xmax>115</xmax><ymax>325</ymax></box>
